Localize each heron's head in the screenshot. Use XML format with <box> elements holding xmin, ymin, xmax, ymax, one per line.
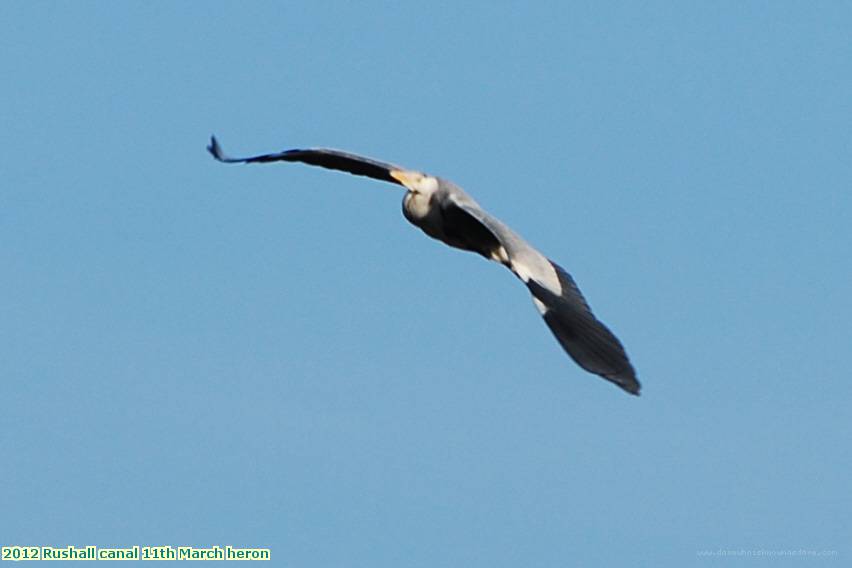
<box><xmin>390</xmin><ymin>170</ymin><xmax>439</xmax><ymax>196</ymax></box>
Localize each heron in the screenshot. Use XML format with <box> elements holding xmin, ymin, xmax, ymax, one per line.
<box><xmin>207</xmin><ymin>136</ymin><xmax>641</xmax><ymax>395</ymax></box>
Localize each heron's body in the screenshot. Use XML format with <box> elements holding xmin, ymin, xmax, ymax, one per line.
<box><xmin>208</xmin><ymin>136</ymin><xmax>641</xmax><ymax>395</ymax></box>
<box><xmin>402</xmin><ymin>178</ymin><xmax>506</xmax><ymax>262</ymax></box>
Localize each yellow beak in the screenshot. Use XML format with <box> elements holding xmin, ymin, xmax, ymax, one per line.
<box><xmin>390</xmin><ymin>170</ymin><xmax>417</xmax><ymax>188</ymax></box>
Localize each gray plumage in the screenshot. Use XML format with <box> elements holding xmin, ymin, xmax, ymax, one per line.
<box><xmin>208</xmin><ymin>136</ymin><xmax>640</xmax><ymax>395</ymax></box>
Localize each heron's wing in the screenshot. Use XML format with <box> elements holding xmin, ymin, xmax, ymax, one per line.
<box><xmin>445</xmin><ymin>194</ymin><xmax>640</xmax><ymax>395</ymax></box>
<box><xmin>208</xmin><ymin>136</ymin><xmax>405</xmax><ymax>186</ymax></box>
<box><xmin>525</xmin><ymin>262</ymin><xmax>640</xmax><ymax>395</ymax></box>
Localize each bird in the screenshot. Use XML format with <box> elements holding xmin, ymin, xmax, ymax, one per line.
<box><xmin>207</xmin><ymin>136</ymin><xmax>641</xmax><ymax>395</ymax></box>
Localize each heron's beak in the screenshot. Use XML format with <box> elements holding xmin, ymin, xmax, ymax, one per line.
<box><xmin>390</xmin><ymin>170</ymin><xmax>418</xmax><ymax>190</ymax></box>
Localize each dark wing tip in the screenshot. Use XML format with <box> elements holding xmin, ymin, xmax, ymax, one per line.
<box><xmin>609</xmin><ymin>373</ymin><xmax>641</xmax><ymax>396</ymax></box>
<box><xmin>207</xmin><ymin>135</ymin><xmax>222</xmax><ymax>160</ymax></box>
<box><xmin>207</xmin><ymin>135</ymin><xmax>241</xmax><ymax>163</ymax></box>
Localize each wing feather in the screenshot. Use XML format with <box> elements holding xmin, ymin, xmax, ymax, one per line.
<box><xmin>527</xmin><ymin>263</ymin><xmax>640</xmax><ymax>395</ymax></box>
<box><xmin>447</xmin><ymin>194</ymin><xmax>640</xmax><ymax>395</ymax></box>
<box><xmin>207</xmin><ymin>136</ymin><xmax>405</xmax><ymax>185</ymax></box>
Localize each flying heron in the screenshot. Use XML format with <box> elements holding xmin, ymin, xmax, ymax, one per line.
<box><xmin>207</xmin><ymin>136</ymin><xmax>641</xmax><ymax>395</ymax></box>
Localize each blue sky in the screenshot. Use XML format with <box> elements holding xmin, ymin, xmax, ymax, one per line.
<box><xmin>1</xmin><ymin>2</ymin><xmax>850</xmax><ymax>566</ymax></box>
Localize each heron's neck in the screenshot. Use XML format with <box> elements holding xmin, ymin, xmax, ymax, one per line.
<box><xmin>403</xmin><ymin>191</ymin><xmax>432</xmax><ymax>223</ymax></box>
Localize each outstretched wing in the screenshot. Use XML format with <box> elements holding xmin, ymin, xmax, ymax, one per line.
<box><xmin>208</xmin><ymin>136</ymin><xmax>406</xmax><ymax>186</ymax></box>
<box><xmin>445</xmin><ymin>194</ymin><xmax>640</xmax><ymax>395</ymax></box>
<box><xmin>525</xmin><ymin>263</ymin><xmax>640</xmax><ymax>395</ymax></box>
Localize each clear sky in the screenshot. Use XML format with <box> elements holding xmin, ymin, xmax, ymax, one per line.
<box><xmin>1</xmin><ymin>2</ymin><xmax>850</xmax><ymax>566</ymax></box>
